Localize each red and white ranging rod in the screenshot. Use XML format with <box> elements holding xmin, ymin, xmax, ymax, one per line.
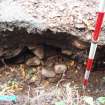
<box><xmin>83</xmin><ymin>0</ymin><xmax>105</xmax><ymax>89</ymax></box>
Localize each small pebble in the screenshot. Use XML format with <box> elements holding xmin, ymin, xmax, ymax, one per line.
<box><xmin>54</xmin><ymin>64</ymin><xmax>67</xmax><ymax>74</ymax></box>
<box><xmin>41</xmin><ymin>68</ymin><xmax>56</xmax><ymax>78</ymax></box>
<box><xmin>75</xmin><ymin>23</ymin><xmax>85</xmax><ymax>29</ymax></box>
<box><xmin>28</xmin><ymin>46</ymin><xmax>36</xmax><ymax>50</ymax></box>
<box><xmin>61</xmin><ymin>49</ymin><xmax>72</xmax><ymax>56</ymax></box>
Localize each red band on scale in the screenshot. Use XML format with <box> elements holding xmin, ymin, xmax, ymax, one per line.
<box><xmin>93</xmin><ymin>12</ymin><xmax>104</xmax><ymax>41</ymax></box>
<box><xmin>86</xmin><ymin>58</ymin><xmax>93</xmax><ymax>71</ymax></box>
<box><xmin>83</xmin><ymin>79</ymin><xmax>88</xmax><ymax>87</ymax></box>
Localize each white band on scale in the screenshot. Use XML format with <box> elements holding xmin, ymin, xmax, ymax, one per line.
<box><xmin>89</xmin><ymin>42</ymin><xmax>97</xmax><ymax>59</ymax></box>
<box><xmin>98</xmin><ymin>0</ymin><xmax>105</xmax><ymax>12</ymax></box>
<box><xmin>84</xmin><ymin>70</ymin><xmax>90</xmax><ymax>80</ymax></box>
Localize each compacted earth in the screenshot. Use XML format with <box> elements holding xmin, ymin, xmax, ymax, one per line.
<box><xmin>0</xmin><ymin>44</ymin><xmax>105</xmax><ymax>105</ymax></box>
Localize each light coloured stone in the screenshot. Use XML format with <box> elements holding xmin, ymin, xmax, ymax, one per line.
<box><xmin>26</xmin><ymin>57</ymin><xmax>41</xmax><ymax>66</ymax></box>
<box><xmin>61</xmin><ymin>49</ymin><xmax>72</xmax><ymax>56</ymax></box>
<box><xmin>41</xmin><ymin>68</ymin><xmax>56</xmax><ymax>78</ymax></box>
<box><xmin>33</xmin><ymin>46</ymin><xmax>44</xmax><ymax>59</ymax></box>
<box><xmin>54</xmin><ymin>64</ymin><xmax>67</xmax><ymax>74</ymax></box>
<box><xmin>75</xmin><ymin>23</ymin><xmax>85</xmax><ymax>29</ymax></box>
<box><xmin>72</xmin><ymin>40</ymin><xmax>87</xmax><ymax>49</ymax></box>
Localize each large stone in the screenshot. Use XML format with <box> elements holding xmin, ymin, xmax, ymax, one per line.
<box><xmin>33</xmin><ymin>46</ymin><xmax>44</xmax><ymax>59</ymax></box>
<box><xmin>54</xmin><ymin>64</ymin><xmax>67</xmax><ymax>74</ymax></box>
<box><xmin>41</xmin><ymin>68</ymin><xmax>56</xmax><ymax>78</ymax></box>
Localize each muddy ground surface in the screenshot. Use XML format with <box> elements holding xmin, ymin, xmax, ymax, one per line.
<box><xmin>0</xmin><ymin>45</ymin><xmax>105</xmax><ymax>105</ymax></box>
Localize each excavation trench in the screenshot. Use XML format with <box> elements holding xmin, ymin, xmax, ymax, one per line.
<box><xmin>0</xmin><ymin>27</ymin><xmax>105</xmax><ymax>70</ymax></box>
<box><xmin>0</xmin><ymin>27</ymin><xmax>87</xmax><ymax>65</ymax></box>
<box><xmin>1</xmin><ymin>0</ymin><xmax>105</xmax><ymax>104</ymax></box>
<box><xmin>0</xmin><ymin>26</ymin><xmax>105</xmax><ymax>105</ymax></box>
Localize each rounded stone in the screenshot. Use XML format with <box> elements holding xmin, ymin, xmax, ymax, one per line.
<box><xmin>26</xmin><ymin>57</ymin><xmax>41</xmax><ymax>66</ymax></box>
<box><xmin>33</xmin><ymin>46</ymin><xmax>44</xmax><ymax>59</ymax></box>
<box><xmin>41</xmin><ymin>68</ymin><xmax>56</xmax><ymax>78</ymax></box>
<box><xmin>61</xmin><ymin>49</ymin><xmax>72</xmax><ymax>56</ymax></box>
<box><xmin>54</xmin><ymin>64</ymin><xmax>67</xmax><ymax>74</ymax></box>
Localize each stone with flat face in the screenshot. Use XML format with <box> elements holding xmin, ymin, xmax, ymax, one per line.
<box><xmin>41</xmin><ymin>68</ymin><xmax>56</xmax><ymax>78</ymax></box>
<box><xmin>0</xmin><ymin>0</ymin><xmax>104</xmax><ymax>59</ymax></box>
<box><xmin>54</xmin><ymin>64</ymin><xmax>67</xmax><ymax>74</ymax></box>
